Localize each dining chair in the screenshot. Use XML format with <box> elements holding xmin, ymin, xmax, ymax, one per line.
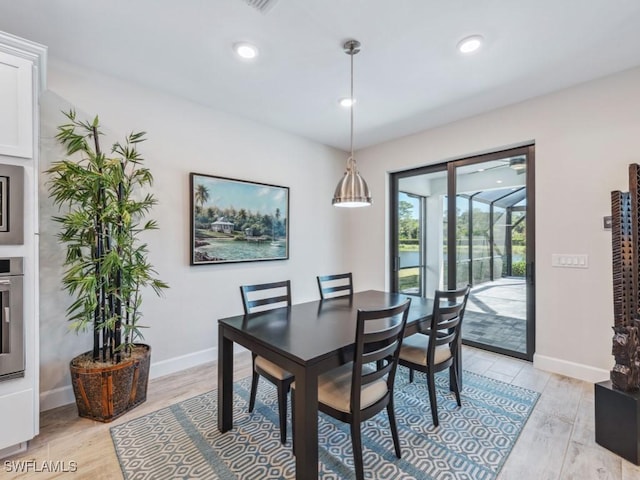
<box><xmin>398</xmin><ymin>284</ymin><xmax>470</xmax><ymax>427</ymax></box>
<box><xmin>239</xmin><ymin>280</ymin><xmax>293</xmax><ymax>444</ymax></box>
<box><xmin>316</xmin><ymin>272</ymin><xmax>353</xmax><ymax>299</ymax></box>
<box><xmin>292</xmin><ymin>298</ymin><xmax>411</xmax><ymax>480</ymax></box>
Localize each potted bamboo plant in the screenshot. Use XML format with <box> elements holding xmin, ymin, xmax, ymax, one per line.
<box><xmin>47</xmin><ymin>110</ymin><xmax>168</xmax><ymax>422</ymax></box>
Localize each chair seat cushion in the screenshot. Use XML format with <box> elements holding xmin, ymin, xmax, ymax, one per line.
<box><xmin>255</xmin><ymin>355</ymin><xmax>293</xmax><ymax>380</ymax></box>
<box><xmin>399</xmin><ymin>333</ymin><xmax>452</xmax><ymax>367</ymax></box>
<box><xmin>313</xmin><ymin>362</ymin><xmax>388</xmax><ymax>414</ymax></box>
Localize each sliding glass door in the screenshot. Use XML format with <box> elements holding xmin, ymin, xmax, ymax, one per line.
<box><xmin>391</xmin><ymin>165</ymin><xmax>447</xmax><ymax>297</ymax></box>
<box><xmin>390</xmin><ymin>145</ymin><xmax>535</xmax><ymax>360</ymax></box>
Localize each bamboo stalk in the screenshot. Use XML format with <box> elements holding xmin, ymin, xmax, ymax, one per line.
<box><xmin>92</xmin><ymin>126</ymin><xmax>104</xmax><ymax>362</ymax></box>
<box><xmin>114</xmin><ymin>161</ymin><xmax>124</xmax><ymax>363</ymax></box>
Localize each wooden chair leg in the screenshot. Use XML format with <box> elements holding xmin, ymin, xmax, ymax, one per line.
<box><xmin>449</xmin><ymin>351</ymin><xmax>462</xmax><ymax>393</ymax></box>
<box><xmin>409</xmin><ymin>367</ymin><xmax>414</xmax><ymax>383</ymax></box>
<box><xmin>291</xmin><ymin>390</ymin><xmax>296</xmax><ymax>455</ymax></box>
<box><xmin>427</xmin><ymin>369</ymin><xmax>439</xmax><ymax>427</ymax></box>
<box><xmin>249</xmin><ymin>370</ymin><xmax>259</xmax><ymax>413</ymax></box>
<box><xmin>387</xmin><ymin>401</ymin><xmax>402</xmax><ymax>458</ymax></box>
<box><xmin>276</xmin><ymin>381</ymin><xmax>288</xmax><ymax>444</ymax></box>
<box><xmin>451</xmin><ymin>364</ymin><xmax>462</xmax><ymax>407</ymax></box>
<box><xmin>350</xmin><ymin>422</ymin><xmax>364</xmax><ymax>480</ymax></box>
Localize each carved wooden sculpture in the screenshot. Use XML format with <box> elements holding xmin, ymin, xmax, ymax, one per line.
<box><xmin>610</xmin><ymin>164</ymin><xmax>640</xmax><ymax>391</ymax></box>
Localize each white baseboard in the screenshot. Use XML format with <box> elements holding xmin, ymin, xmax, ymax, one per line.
<box><xmin>38</xmin><ymin>346</ymin><xmax>243</xmax><ymax>412</ymax></box>
<box><xmin>39</xmin><ymin>385</ymin><xmax>76</xmax><ymax>413</ymax></box>
<box><xmin>149</xmin><ymin>347</ymin><xmax>216</xmax><ymax>379</ymax></box>
<box><xmin>0</xmin><ymin>441</ymin><xmax>27</xmax><ymax>460</ymax></box>
<box><xmin>533</xmin><ymin>353</ymin><xmax>609</xmax><ymax>384</ymax></box>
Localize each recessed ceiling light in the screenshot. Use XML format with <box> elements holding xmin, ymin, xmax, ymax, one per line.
<box><xmin>457</xmin><ymin>35</ymin><xmax>483</xmax><ymax>54</ymax></box>
<box><xmin>233</xmin><ymin>42</ymin><xmax>259</xmax><ymax>60</ymax></box>
<box><xmin>339</xmin><ymin>97</ymin><xmax>356</xmax><ymax>107</ymax></box>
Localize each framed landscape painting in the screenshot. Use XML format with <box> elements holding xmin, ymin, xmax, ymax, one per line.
<box><xmin>190</xmin><ymin>173</ymin><xmax>289</xmax><ymax>265</ymax></box>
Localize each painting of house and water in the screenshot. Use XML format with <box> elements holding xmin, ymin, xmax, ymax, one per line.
<box><xmin>190</xmin><ymin>173</ymin><xmax>289</xmax><ymax>265</ymax></box>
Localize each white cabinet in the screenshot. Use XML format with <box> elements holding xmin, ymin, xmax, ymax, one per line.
<box><xmin>0</xmin><ymin>51</ymin><xmax>33</xmax><ymax>158</ymax></box>
<box><xmin>0</xmin><ymin>31</ymin><xmax>45</xmax><ymax>457</ymax></box>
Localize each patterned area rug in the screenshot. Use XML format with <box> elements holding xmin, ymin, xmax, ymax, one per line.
<box><xmin>111</xmin><ymin>368</ymin><xmax>539</xmax><ymax>479</ymax></box>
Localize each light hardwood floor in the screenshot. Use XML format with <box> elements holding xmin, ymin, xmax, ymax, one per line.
<box><xmin>3</xmin><ymin>347</ymin><xmax>640</xmax><ymax>479</ymax></box>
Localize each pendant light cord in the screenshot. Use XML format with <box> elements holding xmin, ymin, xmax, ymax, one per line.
<box><xmin>349</xmin><ymin>42</ymin><xmax>355</xmax><ymax>167</ymax></box>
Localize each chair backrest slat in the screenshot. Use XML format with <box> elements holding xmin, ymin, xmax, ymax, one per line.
<box><xmin>240</xmin><ymin>280</ymin><xmax>292</xmax><ymax>314</ymax></box>
<box><xmin>428</xmin><ymin>285</ymin><xmax>470</xmax><ymax>362</ymax></box>
<box><xmin>351</xmin><ymin>298</ymin><xmax>411</xmax><ymax>412</ymax></box>
<box><xmin>317</xmin><ymin>272</ymin><xmax>353</xmax><ymax>299</ymax></box>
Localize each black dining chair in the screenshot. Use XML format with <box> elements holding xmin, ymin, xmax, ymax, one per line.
<box><xmin>316</xmin><ymin>272</ymin><xmax>353</xmax><ymax>299</ymax></box>
<box><xmin>398</xmin><ymin>284</ymin><xmax>470</xmax><ymax>427</ymax></box>
<box><xmin>239</xmin><ymin>280</ymin><xmax>293</xmax><ymax>444</ymax></box>
<box><xmin>292</xmin><ymin>298</ymin><xmax>411</xmax><ymax>480</ymax></box>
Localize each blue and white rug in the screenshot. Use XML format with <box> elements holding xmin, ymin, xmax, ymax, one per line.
<box><xmin>111</xmin><ymin>368</ymin><xmax>539</xmax><ymax>479</ymax></box>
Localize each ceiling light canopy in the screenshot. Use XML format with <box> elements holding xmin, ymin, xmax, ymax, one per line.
<box><xmin>233</xmin><ymin>42</ymin><xmax>259</xmax><ymax>59</ymax></box>
<box><xmin>457</xmin><ymin>35</ymin><xmax>483</xmax><ymax>54</ymax></box>
<box><xmin>332</xmin><ymin>40</ymin><xmax>372</xmax><ymax>208</ymax></box>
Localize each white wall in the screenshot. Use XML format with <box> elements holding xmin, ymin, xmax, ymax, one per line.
<box><xmin>38</xmin><ymin>60</ymin><xmax>353</xmax><ymax>410</ymax></box>
<box><xmin>352</xmin><ymin>66</ymin><xmax>640</xmax><ymax>383</ymax></box>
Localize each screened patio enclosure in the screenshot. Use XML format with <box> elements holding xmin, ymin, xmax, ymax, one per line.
<box><xmin>451</xmin><ymin>186</ymin><xmax>527</xmax><ymax>354</ymax></box>
<box><xmin>450</xmin><ymin>186</ymin><xmax>527</xmax><ymax>288</ymax></box>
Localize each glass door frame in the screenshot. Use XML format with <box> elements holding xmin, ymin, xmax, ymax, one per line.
<box><xmin>390</xmin><ymin>163</ymin><xmax>447</xmax><ymax>298</ymax></box>
<box><xmin>389</xmin><ymin>144</ymin><xmax>536</xmax><ymax>361</ymax></box>
<box><xmin>397</xmin><ymin>192</ymin><xmax>426</xmax><ymax>296</ymax></box>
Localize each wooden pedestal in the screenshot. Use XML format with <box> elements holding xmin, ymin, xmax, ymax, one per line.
<box><xmin>595</xmin><ymin>380</ymin><xmax>640</xmax><ymax>465</ymax></box>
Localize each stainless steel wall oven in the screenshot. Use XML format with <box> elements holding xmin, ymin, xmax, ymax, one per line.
<box><xmin>0</xmin><ymin>257</ymin><xmax>24</xmax><ymax>381</ymax></box>
<box><xmin>0</xmin><ymin>163</ymin><xmax>24</xmax><ymax>245</ymax></box>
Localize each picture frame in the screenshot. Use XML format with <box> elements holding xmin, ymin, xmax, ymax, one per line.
<box><xmin>190</xmin><ymin>173</ymin><xmax>290</xmax><ymax>265</ymax></box>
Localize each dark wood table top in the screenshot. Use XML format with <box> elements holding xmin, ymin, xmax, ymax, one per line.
<box><xmin>218</xmin><ymin>290</ymin><xmax>434</xmax><ymax>366</ymax></box>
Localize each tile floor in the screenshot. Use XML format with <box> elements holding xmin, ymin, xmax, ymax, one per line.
<box><xmin>462</xmin><ymin>347</ymin><xmax>640</xmax><ymax>480</ymax></box>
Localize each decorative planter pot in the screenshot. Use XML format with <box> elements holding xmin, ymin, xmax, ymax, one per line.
<box><xmin>69</xmin><ymin>344</ymin><xmax>151</xmax><ymax>423</ymax></box>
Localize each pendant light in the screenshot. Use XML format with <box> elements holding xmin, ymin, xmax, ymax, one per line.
<box><xmin>332</xmin><ymin>40</ymin><xmax>372</xmax><ymax>208</ymax></box>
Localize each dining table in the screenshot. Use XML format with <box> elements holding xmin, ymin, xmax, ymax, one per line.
<box><xmin>217</xmin><ymin>289</ymin><xmax>434</xmax><ymax>480</ymax></box>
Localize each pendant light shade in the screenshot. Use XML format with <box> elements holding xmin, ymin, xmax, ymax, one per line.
<box><xmin>332</xmin><ymin>156</ymin><xmax>371</xmax><ymax>207</ymax></box>
<box><xmin>332</xmin><ymin>40</ymin><xmax>372</xmax><ymax>208</ymax></box>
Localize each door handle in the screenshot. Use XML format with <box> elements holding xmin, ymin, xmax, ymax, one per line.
<box><xmin>1</xmin><ymin>306</ymin><xmax>8</xmax><ymax>353</ymax></box>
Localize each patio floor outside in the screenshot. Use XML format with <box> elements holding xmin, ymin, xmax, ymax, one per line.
<box><xmin>463</xmin><ymin>277</ymin><xmax>527</xmax><ymax>354</ymax></box>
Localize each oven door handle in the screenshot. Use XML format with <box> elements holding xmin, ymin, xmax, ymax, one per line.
<box><xmin>1</xmin><ymin>306</ymin><xmax>7</xmax><ymax>353</ymax></box>
<box><xmin>0</xmin><ymin>278</ymin><xmax>12</xmax><ymax>323</ymax></box>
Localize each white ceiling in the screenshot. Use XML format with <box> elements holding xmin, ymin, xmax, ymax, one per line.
<box><xmin>1</xmin><ymin>0</ymin><xmax>640</xmax><ymax>151</ymax></box>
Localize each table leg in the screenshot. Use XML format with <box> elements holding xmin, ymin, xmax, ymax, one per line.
<box><xmin>217</xmin><ymin>325</ymin><xmax>234</xmax><ymax>432</ymax></box>
<box><xmin>292</xmin><ymin>368</ymin><xmax>318</xmax><ymax>479</ymax></box>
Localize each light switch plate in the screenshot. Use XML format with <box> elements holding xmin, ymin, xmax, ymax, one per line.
<box><xmin>552</xmin><ymin>254</ymin><xmax>589</xmax><ymax>268</ymax></box>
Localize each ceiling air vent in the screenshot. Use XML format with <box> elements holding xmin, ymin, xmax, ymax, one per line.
<box><xmin>244</xmin><ymin>0</ymin><xmax>279</xmax><ymax>14</ymax></box>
